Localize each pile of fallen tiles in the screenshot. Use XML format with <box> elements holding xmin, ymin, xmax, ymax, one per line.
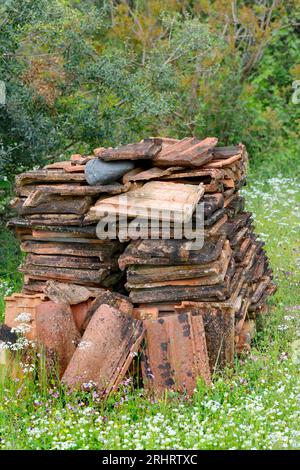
<box><xmin>2</xmin><ymin>136</ymin><xmax>276</xmax><ymax>396</ymax></box>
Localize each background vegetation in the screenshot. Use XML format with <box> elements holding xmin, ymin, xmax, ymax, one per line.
<box><xmin>0</xmin><ymin>0</ymin><xmax>299</xmax><ymax>190</ymax></box>
<box><xmin>0</xmin><ymin>0</ymin><xmax>299</xmax><ymax>450</ymax></box>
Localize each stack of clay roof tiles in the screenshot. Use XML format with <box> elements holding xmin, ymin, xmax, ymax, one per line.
<box><xmin>2</xmin><ymin>136</ymin><xmax>276</xmax><ymax>396</ymax></box>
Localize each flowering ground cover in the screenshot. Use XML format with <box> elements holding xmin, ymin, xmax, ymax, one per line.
<box><xmin>0</xmin><ymin>175</ymin><xmax>299</xmax><ymax>450</ymax></box>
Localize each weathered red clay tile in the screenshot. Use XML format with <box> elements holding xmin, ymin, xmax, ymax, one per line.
<box><xmin>44</xmin><ymin>281</ymin><xmax>96</xmax><ymax>305</ymax></box>
<box><xmin>175</xmin><ymin>304</ymin><xmax>236</xmax><ymax>372</ymax></box>
<box><xmin>142</xmin><ymin>312</ymin><xmax>211</xmax><ymax>395</ymax></box>
<box><xmin>153</xmin><ymin>137</ymin><xmax>217</xmax><ymax>168</ymax></box>
<box><xmin>70</xmin><ymin>299</ymin><xmax>94</xmax><ymax>334</ymax></box>
<box><xmin>35</xmin><ymin>301</ymin><xmax>80</xmax><ymax>376</ymax></box>
<box><xmin>62</xmin><ymin>304</ymin><xmax>144</xmax><ymax>394</ymax></box>
<box><xmin>100</xmin><ymin>139</ymin><xmax>162</xmax><ymax>161</ymax></box>
<box><xmin>4</xmin><ymin>293</ymin><xmax>45</xmax><ymax>341</ymax></box>
<box><xmin>81</xmin><ymin>289</ymin><xmax>133</xmax><ymax>331</ymax></box>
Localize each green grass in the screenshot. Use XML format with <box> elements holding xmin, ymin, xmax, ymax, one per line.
<box><xmin>0</xmin><ymin>175</ymin><xmax>299</xmax><ymax>450</ymax></box>
<box><xmin>0</xmin><ymin>228</ymin><xmax>23</xmax><ymax>322</ymax></box>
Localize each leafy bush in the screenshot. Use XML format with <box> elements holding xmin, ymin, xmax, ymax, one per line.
<box><xmin>0</xmin><ymin>0</ymin><xmax>299</xmax><ymax>188</ymax></box>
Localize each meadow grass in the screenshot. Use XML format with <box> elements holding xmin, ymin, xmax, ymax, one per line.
<box><xmin>0</xmin><ymin>174</ymin><xmax>299</xmax><ymax>450</ymax></box>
